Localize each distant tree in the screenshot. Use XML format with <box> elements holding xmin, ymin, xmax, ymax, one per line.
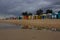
<box><xmin>36</xmin><ymin>9</ymin><xmax>43</xmax><ymax>15</ymax></box>
<box><xmin>22</xmin><ymin>12</ymin><xmax>28</xmax><ymax>16</ymax></box>
<box><xmin>46</xmin><ymin>9</ymin><xmax>53</xmax><ymax>14</ymax></box>
<box><xmin>22</xmin><ymin>12</ymin><xmax>25</xmax><ymax>16</ymax></box>
<box><xmin>18</xmin><ymin>16</ymin><xmax>22</xmax><ymax>19</ymax></box>
<box><xmin>28</xmin><ymin>13</ymin><xmax>32</xmax><ymax>16</ymax></box>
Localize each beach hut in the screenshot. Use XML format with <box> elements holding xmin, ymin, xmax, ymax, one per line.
<box><xmin>58</xmin><ymin>11</ymin><xmax>60</xmax><ymax>19</ymax></box>
<box><xmin>18</xmin><ymin>16</ymin><xmax>22</xmax><ymax>19</ymax></box>
<box><xmin>58</xmin><ymin>14</ymin><xmax>60</xmax><ymax>19</ymax></box>
<box><xmin>23</xmin><ymin>16</ymin><xmax>28</xmax><ymax>19</ymax></box>
<box><xmin>38</xmin><ymin>15</ymin><xmax>41</xmax><ymax>19</ymax></box>
<box><xmin>47</xmin><ymin>13</ymin><xmax>52</xmax><ymax>19</ymax></box>
<box><xmin>33</xmin><ymin>15</ymin><xmax>37</xmax><ymax>19</ymax></box>
<box><xmin>52</xmin><ymin>15</ymin><xmax>57</xmax><ymax>19</ymax></box>
<box><xmin>10</xmin><ymin>17</ymin><xmax>16</xmax><ymax>20</ymax></box>
<box><xmin>22</xmin><ymin>12</ymin><xmax>28</xmax><ymax>19</ymax></box>
<box><xmin>41</xmin><ymin>14</ymin><xmax>47</xmax><ymax>19</ymax></box>
<box><xmin>32</xmin><ymin>15</ymin><xmax>35</xmax><ymax>19</ymax></box>
<box><xmin>28</xmin><ymin>13</ymin><xmax>32</xmax><ymax>20</ymax></box>
<box><xmin>58</xmin><ymin>11</ymin><xmax>60</xmax><ymax>14</ymax></box>
<box><xmin>28</xmin><ymin>16</ymin><xmax>32</xmax><ymax>20</ymax></box>
<box><xmin>51</xmin><ymin>13</ymin><xmax>58</xmax><ymax>19</ymax></box>
<box><xmin>33</xmin><ymin>15</ymin><xmax>41</xmax><ymax>19</ymax></box>
<box><xmin>35</xmin><ymin>15</ymin><xmax>38</xmax><ymax>19</ymax></box>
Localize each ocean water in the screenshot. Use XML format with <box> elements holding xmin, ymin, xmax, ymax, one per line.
<box><xmin>0</xmin><ymin>23</ymin><xmax>21</xmax><ymax>29</ymax></box>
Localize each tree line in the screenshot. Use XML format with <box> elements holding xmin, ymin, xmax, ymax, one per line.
<box><xmin>22</xmin><ymin>9</ymin><xmax>53</xmax><ymax>16</ymax></box>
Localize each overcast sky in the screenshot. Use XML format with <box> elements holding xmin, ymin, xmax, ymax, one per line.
<box><xmin>0</xmin><ymin>0</ymin><xmax>60</xmax><ymax>18</ymax></box>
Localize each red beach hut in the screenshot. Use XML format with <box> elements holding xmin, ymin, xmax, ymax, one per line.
<box><xmin>23</xmin><ymin>16</ymin><xmax>28</xmax><ymax>19</ymax></box>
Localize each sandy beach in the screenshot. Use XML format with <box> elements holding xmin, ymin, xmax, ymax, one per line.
<box><xmin>0</xmin><ymin>29</ymin><xmax>60</xmax><ymax>40</ymax></box>
<box><xmin>0</xmin><ymin>19</ymin><xmax>60</xmax><ymax>29</ymax></box>
<box><xmin>0</xmin><ymin>19</ymin><xmax>60</xmax><ymax>40</ymax></box>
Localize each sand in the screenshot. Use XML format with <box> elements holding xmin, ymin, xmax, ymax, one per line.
<box><xmin>0</xmin><ymin>29</ymin><xmax>60</xmax><ymax>40</ymax></box>
<box><xmin>0</xmin><ymin>19</ymin><xmax>60</xmax><ymax>29</ymax></box>
<box><xmin>0</xmin><ymin>19</ymin><xmax>60</xmax><ymax>40</ymax></box>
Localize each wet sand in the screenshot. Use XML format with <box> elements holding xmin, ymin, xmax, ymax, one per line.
<box><xmin>0</xmin><ymin>23</ymin><xmax>21</xmax><ymax>29</ymax></box>
<box><xmin>0</xmin><ymin>29</ymin><xmax>60</xmax><ymax>40</ymax></box>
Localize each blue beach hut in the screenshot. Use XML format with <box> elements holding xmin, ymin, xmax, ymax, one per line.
<box><xmin>51</xmin><ymin>13</ymin><xmax>58</xmax><ymax>19</ymax></box>
<box><xmin>41</xmin><ymin>14</ymin><xmax>47</xmax><ymax>19</ymax></box>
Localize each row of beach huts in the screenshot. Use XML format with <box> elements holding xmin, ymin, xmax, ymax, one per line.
<box><xmin>4</xmin><ymin>11</ymin><xmax>60</xmax><ymax>20</ymax></box>
<box><xmin>21</xmin><ymin>11</ymin><xmax>60</xmax><ymax>20</ymax></box>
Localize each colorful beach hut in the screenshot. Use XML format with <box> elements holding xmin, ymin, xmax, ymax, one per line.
<box><xmin>41</xmin><ymin>14</ymin><xmax>47</xmax><ymax>19</ymax></box>
<box><xmin>58</xmin><ymin>11</ymin><xmax>60</xmax><ymax>19</ymax></box>
<box><xmin>33</xmin><ymin>14</ymin><xmax>41</xmax><ymax>19</ymax></box>
<box><xmin>57</xmin><ymin>15</ymin><xmax>60</xmax><ymax>19</ymax></box>
<box><xmin>47</xmin><ymin>13</ymin><xmax>52</xmax><ymax>19</ymax></box>
<box><xmin>28</xmin><ymin>13</ymin><xmax>32</xmax><ymax>20</ymax></box>
<box><xmin>51</xmin><ymin>13</ymin><xmax>58</xmax><ymax>19</ymax></box>
<box><xmin>33</xmin><ymin>15</ymin><xmax>37</xmax><ymax>19</ymax></box>
<box><xmin>23</xmin><ymin>16</ymin><xmax>28</xmax><ymax>19</ymax></box>
<box><xmin>38</xmin><ymin>15</ymin><xmax>41</xmax><ymax>19</ymax></box>
<box><xmin>18</xmin><ymin>16</ymin><xmax>22</xmax><ymax>19</ymax></box>
<box><xmin>28</xmin><ymin>16</ymin><xmax>32</xmax><ymax>20</ymax></box>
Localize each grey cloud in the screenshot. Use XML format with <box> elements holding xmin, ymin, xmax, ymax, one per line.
<box><xmin>0</xmin><ymin>0</ymin><xmax>60</xmax><ymax>18</ymax></box>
